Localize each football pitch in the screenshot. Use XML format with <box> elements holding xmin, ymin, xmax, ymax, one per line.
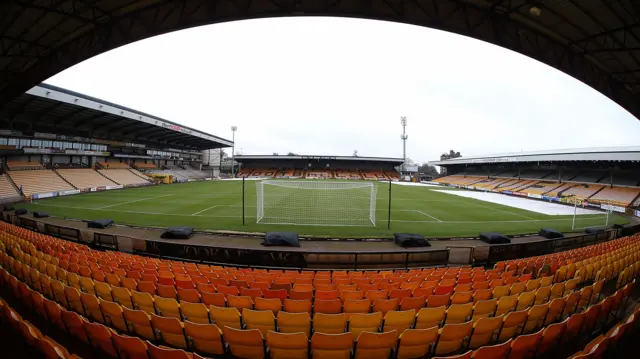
<box><xmin>21</xmin><ymin>180</ymin><xmax>627</xmax><ymax>238</ymax></box>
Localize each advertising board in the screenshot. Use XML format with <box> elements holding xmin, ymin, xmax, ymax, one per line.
<box><xmin>601</xmin><ymin>204</ymin><xmax>626</xmax><ymax>213</ymax></box>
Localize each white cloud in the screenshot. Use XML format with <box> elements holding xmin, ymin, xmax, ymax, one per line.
<box><xmin>46</xmin><ymin>17</ymin><xmax>640</xmax><ymax>164</ymax></box>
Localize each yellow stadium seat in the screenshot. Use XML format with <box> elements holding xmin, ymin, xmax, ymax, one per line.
<box><xmin>396</xmin><ymin>328</ymin><xmax>438</xmax><ymax>359</ymax></box>
<box><xmin>472</xmin><ymin>300</ymin><xmax>497</xmax><ymax>321</ymax></box>
<box><xmin>80</xmin><ymin>292</ymin><xmax>104</xmax><ymax>323</ymax></box>
<box><xmin>523</xmin><ymin>304</ymin><xmax>549</xmax><ymax>334</ymax></box>
<box><xmin>349</xmin><ymin>312</ymin><xmax>382</xmax><ymax>340</ymax></box>
<box><xmin>498</xmin><ymin>310</ymin><xmax>528</xmax><ymax>341</ymax></box>
<box><xmin>311</xmin><ymin>332</ymin><xmax>353</xmax><ymax>359</ymax></box>
<box><xmin>112</xmin><ymin>332</ymin><xmax>149</xmax><ymax>359</ymax></box>
<box><xmin>314</xmin><ymin>313</ymin><xmax>347</xmax><ymax>334</ymax></box>
<box><xmin>228</xmin><ymin>294</ymin><xmax>254</xmax><ymax>311</ymax></box>
<box><xmin>210</xmin><ymin>305</ymin><xmax>242</xmax><ymax>329</ymax></box>
<box><xmin>544</xmin><ymin>298</ymin><xmax>566</xmax><ymax>326</ymax></box>
<box><xmin>255</xmin><ymin>297</ymin><xmax>282</xmax><ymax>313</ymax></box>
<box><xmin>434</xmin><ymin>321</ymin><xmax>473</xmax><ymax>356</ymax></box>
<box><xmin>99</xmin><ymin>299</ymin><xmax>128</xmax><ymax>333</ymax></box>
<box><xmin>94</xmin><ymin>282</ymin><xmax>112</xmax><ymax>302</ymax></box>
<box><xmin>243</xmin><ymin>309</ymin><xmax>276</xmax><ymax>336</ymax></box>
<box><xmin>50</xmin><ymin>279</ymin><xmax>69</xmax><ymax>309</ymax></box>
<box><xmin>83</xmin><ymin>321</ymin><xmax>119</xmax><ymax>357</ymax></box>
<box><xmin>223</xmin><ymin>327</ymin><xmax>265</xmax><ymax>359</ymax></box>
<box><xmin>122</xmin><ymin>307</ymin><xmax>156</xmax><ymax>341</ymax></box>
<box><xmin>492</xmin><ymin>286</ymin><xmax>510</xmax><ymax>299</ymax></box>
<box><xmin>150</xmin><ymin>313</ymin><xmax>187</xmax><ymax>348</ymax></box>
<box><xmin>415</xmin><ymin>306</ymin><xmax>446</xmax><ymax>329</ymax></box>
<box><xmin>184</xmin><ymin>321</ymin><xmax>224</xmax><ymax>356</ymax></box>
<box><xmin>266</xmin><ymin>331</ymin><xmax>308</xmax><ymax>359</ymax></box>
<box><xmin>516</xmin><ymin>291</ymin><xmax>536</xmax><ymax>311</ymax></box>
<box><xmin>354</xmin><ymin>331</ymin><xmax>397</xmax><ymax>359</ymax></box>
<box><xmin>180</xmin><ymin>301</ymin><xmax>210</xmax><ymax>324</ymax></box>
<box><xmin>468</xmin><ymin>315</ymin><xmax>503</xmax><ymax>349</ymax></box>
<box><xmin>131</xmin><ymin>291</ymin><xmax>155</xmax><ymax>314</ymax></box>
<box><xmin>64</xmin><ymin>286</ymin><xmax>85</xmax><ymax>315</ymax></box>
<box><xmin>111</xmin><ymin>286</ymin><xmax>134</xmax><ymax>309</ymax></box>
<box><xmin>445</xmin><ymin>303</ymin><xmax>473</xmax><ymax>324</ymax></box>
<box><xmin>277</xmin><ymin>311</ymin><xmax>311</xmax><ymax>336</ymax></box>
<box><xmin>550</xmin><ymin>283</ymin><xmax>566</xmax><ymax>300</ymax></box>
<box><xmin>154</xmin><ymin>296</ymin><xmax>181</xmax><ymax>319</ymax></box>
<box><xmin>534</xmin><ymin>287</ymin><xmax>551</xmax><ymax>305</ymax></box>
<box><xmin>382</xmin><ymin>309</ymin><xmax>415</xmax><ymax>333</ymax></box>
<box><xmin>495</xmin><ymin>295</ymin><xmax>518</xmax><ymax>316</ymax></box>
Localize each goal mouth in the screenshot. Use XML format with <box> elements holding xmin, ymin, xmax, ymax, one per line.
<box><xmin>256</xmin><ymin>180</ymin><xmax>377</xmax><ymax>227</ymax></box>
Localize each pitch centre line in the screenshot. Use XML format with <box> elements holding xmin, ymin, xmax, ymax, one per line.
<box><xmin>191</xmin><ymin>205</ymin><xmax>220</xmax><ymax>216</ymax></box>
<box><xmin>97</xmin><ymin>193</ymin><xmax>175</xmax><ymax>209</ymax></box>
<box><xmin>416</xmin><ymin>210</ymin><xmax>443</xmax><ymax>223</ymax></box>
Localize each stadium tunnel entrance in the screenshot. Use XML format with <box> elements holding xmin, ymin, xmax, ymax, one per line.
<box><xmin>1</xmin><ymin>1</ymin><xmax>638</xmax><ymax>119</ymax></box>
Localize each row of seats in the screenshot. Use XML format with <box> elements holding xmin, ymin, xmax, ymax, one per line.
<box><xmin>6</xmin><ymin>161</ymin><xmax>43</xmax><ymax>170</ymax></box>
<box><xmin>237</xmin><ymin>168</ymin><xmax>400</xmax><ymax>180</ymax></box>
<box><xmin>1</xmin><ymin>297</ymin><xmax>210</xmax><ymax>359</ymax></box>
<box><xmin>567</xmin><ymin>302</ymin><xmax>640</xmax><ymax>358</ymax></box>
<box><xmin>98</xmin><ymin>169</ymin><xmax>150</xmax><ymax>186</ymax></box>
<box><xmin>2</xmin><ymin>237</ymin><xmax>636</xmax><ymax>357</ymax></box>
<box><xmin>0</xmin><ymin>174</ymin><xmax>20</xmax><ymax>199</ymax></box>
<box><xmin>97</xmin><ymin>162</ymin><xmax>131</xmax><ymax>169</ymax></box>
<box><xmin>2</xmin><ymin>227</ymin><xmax>638</xmax><ymax>359</ymax></box>
<box><xmin>134</xmin><ymin>163</ymin><xmax>157</xmax><ymax>169</ymax></box>
<box><xmin>56</xmin><ymin>168</ymin><xmax>116</xmax><ymax>189</ymax></box>
<box><xmin>8</xmin><ymin>170</ymin><xmax>75</xmax><ymax>197</ymax></box>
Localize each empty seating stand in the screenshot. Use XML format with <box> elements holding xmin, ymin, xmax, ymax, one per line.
<box><xmin>7</xmin><ymin>161</ymin><xmax>43</xmax><ymax>171</ymax></box>
<box><xmin>0</xmin><ymin>174</ymin><xmax>21</xmax><ymax>200</ymax></box>
<box><xmin>97</xmin><ymin>162</ymin><xmax>130</xmax><ymax>169</ymax></box>
<box><xmin>98</xmin><ymin>169</ymin><xmax>150</xmax><ymax>186</ymax></box>
<box><xmin>8</xmin><ymin>170</ymin><xmax>74</xmax><ymax>197</ymax></box>
<box><xmin>134</xmin><ymin>163</ymin><xmax>157</xmax><ymax>170</ymax></box>
<box><xmin>56</xmin><ymin>169</ymin><xmax>116</xmax><ymax>190</ymax></box>
<box><xmin>0</xmin><ymin>221</ymin><xmax>639</xmax><ymax>359</ymax></box>
<box><xmin>590</xmin><ymin>187</ymin><xmax>640</xmax><ymax>207</ymax></box>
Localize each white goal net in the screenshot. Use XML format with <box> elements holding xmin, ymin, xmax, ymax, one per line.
<box><xmin>256</xmin><ymin>180</ymin><xmax>377</xmax><ymax>226</ymax></box>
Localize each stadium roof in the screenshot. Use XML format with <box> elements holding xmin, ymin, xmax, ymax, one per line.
<box><xmin>1</xmin><ymin>83</ymin><xmax>232</xmax><ymax>150</ymax></box>
<box><xmin>430</xmin><ymin>146</ymin><xmax>640</xmax><ymax>166</ymax></box>
<box><xmin>235</xmin><ymin>155</ymin><xmax>405</xmax><ymax>164</ymax></box>
<box><xmin>0</xmin><ymin>1</ymin><xmax>639</xmax><ymax>120</ymax></box>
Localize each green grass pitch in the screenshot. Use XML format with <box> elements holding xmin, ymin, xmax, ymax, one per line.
<box><xmin>21</xmin><ymin>180</ymin><xmax>627</xmax><ymax>238</ymax></box>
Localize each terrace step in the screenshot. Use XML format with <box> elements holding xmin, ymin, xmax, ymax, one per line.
<box><xmin>54</xmin><ymin>170</ymin><xmax>78</xmax><ymax>190</ymax></box>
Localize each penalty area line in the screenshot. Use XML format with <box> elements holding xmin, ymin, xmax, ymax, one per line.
<box><xmin>191</xmin><ymin>205</ymin><xmax>220</xmax><ymax>216</ymax></box>
<box><xmin>416</xmin><ymin>210</ymin><xmax>443</xmax><ymax>223</ymax></box>
<box><xmin>98</xmin><ymin>193</ymin><xmax>175</xmax><ymax>209</ymax></box>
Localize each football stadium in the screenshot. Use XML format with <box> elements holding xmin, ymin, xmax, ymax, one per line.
<box><xmin>2</xmin><ymin>2</ymin><xmax>640</xmax><ymax>359</ymax></box>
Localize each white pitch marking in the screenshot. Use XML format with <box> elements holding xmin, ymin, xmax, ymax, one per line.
<box><xmin>97</xmin><ymin>193</ymin><xmax>176</xmax><ymax>209</ymax></box>
<box><xmin>416</xmin><ymin>210</ymin><xmax>443</xmax><ymax>222</ymax></box>
<box><xmin>28</xmin><ymin>203</ymin><xmax>610</xmax><ymax>224</ymax></box>
<box><xmin>191</xmin><ymin>205</ymin><xmax>220</xmax><ymax>216</ymax></box>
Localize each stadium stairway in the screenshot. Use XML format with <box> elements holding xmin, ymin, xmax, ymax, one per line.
<box><xmin>2</xmin><ymin>173</ymin><xmax>23</xmax><ymax>197</ymax></box>
<box><xmin>129</xmin><ymin>168</ymin><xmax>151</xmax><ymax>181</ymax></box>
<box><xmin>94</xmin><ymin>169</ymin><xmax>122</xmax><ymax>185</ymax></box>
<box><xmin>54</xmin><ymin>171</ymin><xmax>79</xmax><ymax>190</ymax></box>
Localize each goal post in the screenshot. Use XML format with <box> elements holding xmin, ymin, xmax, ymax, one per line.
<box><xmin>256</xmin><ymin>180</ymin><xmax>377</xmax><ymax>226</ymax></box>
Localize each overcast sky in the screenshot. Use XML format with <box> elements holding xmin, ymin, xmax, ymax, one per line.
<box><xmin>46</xmin><ymin>17</ymin><xmax>640</xmax><ymax>164</ymax></box>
